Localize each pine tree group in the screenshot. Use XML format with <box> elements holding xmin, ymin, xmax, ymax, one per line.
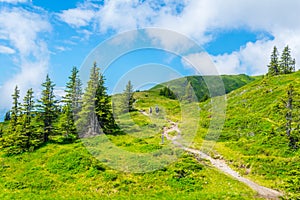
<box><xmin>75</xmin><ymin>62</ymin><xmax>116</xmax><ymax>137</ymax></box>
<box><xmin>0</xmin><ymin>63</ymin><xmax>117</xmax><ymax>155</ymax></box>
<box><xmin>0</xmin><ymin>87</ymin><xmax>41</xmax><ymax>154</ymax></box>
<box><xmin>76</xmin><ymin>63</ymin><xmax>100</xmax><ymax>137</ymax></box>
<box><xmin>267</xmin><ymin>45</ymin><xmax>296</xmax><ymax>76</ymax></box>
<box><xmin>159</xmin><ymin>86</ymin><xmax>176</xmax><ymax>100</ymax></box>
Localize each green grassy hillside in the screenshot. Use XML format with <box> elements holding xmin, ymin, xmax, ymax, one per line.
<box><xmin>0</xmin><ymin>85</ymin><xmax>262</xmax><ymax>199</ymax></box>
<box><xmin>195</xmin><ymin>71</ymin><xmax>300</xmax><ymax>198</ymax></box>
<box><xmin>151</xmin><ymin>74</ymin><xmax>255</xmax><ymax>101</ymax></box>
<box><xmin>1</xmin><ymin>72</ymin><xmax>299</xmax><ymax>199</ymax></box>
<box><xmin>0</xmin><ymin>133</ymin><xmax>258</xmax><ymax>199</ymax></box>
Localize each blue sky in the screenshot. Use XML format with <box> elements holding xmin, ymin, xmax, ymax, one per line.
<box><xmin>0</xmin><ymin>0</ymin><xmax>300</xmax><ymax>118</ymax></box>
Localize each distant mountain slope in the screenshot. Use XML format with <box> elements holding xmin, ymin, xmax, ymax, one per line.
<box><xmin>151</xmin><ymin>74</ymin><xmax>255</xmax><ymax>101</ymax></box>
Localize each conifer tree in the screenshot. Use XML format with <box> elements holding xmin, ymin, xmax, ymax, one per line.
<box><xmin>6</xmin><ymin>88</ymin><xmax>39</xmax><ymax>153</ymax></box>
<box><xmin>1</xmin><ymin>86</ymin><xmax>27</xmax><ymax>154</ymax></box>
<box><xmin>122</xmin><ymin>80</ymin><xmax>135</xmax><ymax>112</ymax></box>
<box><xmin>267</xmin><ymin>46</ymin><xmax>280</xmax><ymax>76</ymax></box>
<box><xmin>76</xmin><ymin>62</ymin><xmax>100</xmax><ymax>137</ymax></box>
<box><xmin>284</xmin><ymin>84</ymin><xmax>299</xmax><ymax>149</ymax></box>
<box><xmin>38</xmin><ymin>75</ymin><xmax>58</xmax><ymax>142</ymax></box>
<box><xmin>159</xmin><ymin>86</ymin><xmax>176</xmax><ymax>100</ymax></box>
<box><xmin>95</xmin><ymin>70</ymin><xmax>116</xmax><ymax>134</ymax></box>
<box><xmin>280</xmin><ymin>46</ymin><xmax>296</xmax><ymax>74</ymax></box>
<box><xmin>0</xmin><ymin>127</ymin><xmax>3</xmax><ymax>138</ymax></box>
<box><xmin>57</xmin><ymin>67</ymin><xmax>82</xmax><ymax>140</ymax></box>
<box><xmin>22</xmin><ymin>88</ymin><xmax>34</xmax><ymax>125</ymax></box>
<box><xmin>63</xmin><ymin>66</ymin><xmax>82</xmax><ymax>115</ymax></box>
<box><xmin>20</xmin><ymin>88</ymin><xmax>40</xmax><ymax>149</ymax></box>
<box><xmin>4</xmin><ymin>111</ymin><xmax>11</xmax><ymax>121</ymax></box>
<box><xmin>56</xmin><ymin>105</ymin><xmax>77</xmax><ymax>141</ymax></box>
<box><xmin>9</xmin><ymin>86</ymin><xmax>20</xmax><ymax>132</ymax></box>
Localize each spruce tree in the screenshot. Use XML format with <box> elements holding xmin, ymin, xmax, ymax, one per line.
<box><xmin>22</xmin><ymin>88</ymin><xmax>34</xmax><ymax>126</ymax></box>
<box><xmin>76</xmin><ymin>62</ymin><xmax>100</xmax><ymax>137</ymax></box>
<box><xmin>4</xmin><ymin>111</ymin><xmax>11</xmax><ymax>121</ymax></box>
<box><xmin>280</xmin><ymin>46</ymin><xmax>296</xmax><ymax>74</ymax></box>
<box><xmin>1</xmin><ymin>86</ymin><xmax>26</xmax><ymax>154</ymax></box>
<box><xmin>56</xmin><ymin>104</ymin><xmax>77</xmax><ymax>141</ymax></box>
<box><xmin>63</xmin><ymin>66</ymin><xmax>82</xmax><ymax>115</ymax></box>
<box><xmin>284</xmin><ymin>84</ymin><xmax>299</xmax><ymax>149</ymax></box>
<box><xmin>7</xmin><ymin>88</ymin><xmax>38</xmax><ymax>153</ymax></box>
<box><xmin>20</xmin><ymin>88</ymin><xmax>40</xmax><ymax>149</ymax></box>
<box><xmin>122</xmin><ymin>80</ymin><xmax>135</xmax><ymax>112</ymax></box>
<box><xmin>267</xmin><ymin>46</ymin><xmax>280</xmax><ymax>76</ymax></box>
<box><xmin>38</xmin><ymin>75</ymin><xmax>58</xmax><ymax>142</ymax></box>
<box><xmin>9</xmin><ymin>86</ymin><xmax>20</xmax><ymax>132</ymax></box>
<box><xmin>95</xmin><ymin>70</ymin><xmax>116</xmax><ymax>134</ymax></box>
<box><xmin>57</xmin><ymin>67</ymin><xmax>82</xmax><ymax>140</ymax></box>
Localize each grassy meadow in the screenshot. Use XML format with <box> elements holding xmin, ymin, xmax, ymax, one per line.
<box><xmin>0</xmin><ymin>72</ymin><xmax>299</xmax><ymax>199</ymax></box>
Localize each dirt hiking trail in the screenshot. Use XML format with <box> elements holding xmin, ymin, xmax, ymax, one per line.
<box><xmin>139</xmin><ymin>110</ymin><xmax>283</xmax><ymax>199</ymax></box>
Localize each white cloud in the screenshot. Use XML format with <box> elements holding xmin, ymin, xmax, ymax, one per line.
<box><xmin>211</xmin><ymin>40</ymin><xmax>273</xmax><ymax>76</ymax></box>
<box><xmin>54</xmin><ymin>87</ymin><xmax>65</xmax><ymax>99</ymax></box>
<box><xmin>0</xmin><ymin>7</ymin><xmax>51</xmax><ymax>109</ymax></box>
<box><xmin>0</xmin><ymin>8</ymin><xmax>50</xmax><ymax>56</ymax></box>
<box><xmin>146</xmin><ymin>28</ymin><xmax>195</xmax><ymax>54</ymax></box>
<box><xmin>58</xmin><ymin>9</ymin><xmax>95</xmax><ymax>28</ymax></box>
<box><xmin>182</xmin><ymin>52</ymin><xmax>218</xmax><ymax>75</ymax></box>
<box><xmin>54</xmin><ymin>46</ymin><xmax>70</xmax><ymax>52</ymax></box>
<box><xmin>58</xmin><ymin>0</ymin><xmax>300</xmax><ymax>74</ymax></box>
<box><xmin>95</xmin><ymin>1</ymin><xmax>156</xmax><ymax>33</ymax></box>
<box><xmin>0</xmin><ymin>45</ymin><xmax>15</xmax><ymax>54</ymax></box>
<box><xmin>212</xmin><ymin>33</ymin><xmax>300</xmax><ymax>75</ymax></box>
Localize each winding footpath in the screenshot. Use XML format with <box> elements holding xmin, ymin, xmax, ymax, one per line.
<box><xmin>140</xmin><ymin>110</ymin><xmax>283</xmax><ymax>199</ymax></box>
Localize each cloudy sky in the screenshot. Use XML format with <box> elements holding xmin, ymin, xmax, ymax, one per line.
<box><xmin>0</xmin><ymin>0</ymin><xmax>300</xmax><ymax>116</ymax></box>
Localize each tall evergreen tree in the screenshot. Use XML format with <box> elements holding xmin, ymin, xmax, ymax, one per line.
<box><xmin>267</xmin><ymin>46</ymin><xmax>280</xmax><ymax>76</ymax></box>
<box><xmin>76</xmin><ymin>62</ymin><xmax>100</xmax><ymax>137</ymax></box>
<box><xmin>20</xmin><ymin>88</ymin><xmax>39</xmax><ymax>149</ymax></box>
<box><xmin>291</xmin><ymin>58</ymin><xmax>296</xmax><ymax>73</ymax></box>
<box><xmin>63</xmin><ymin>66</ymin><xmax>82</xmax><ymax>115</ymax></box>
<box><xmin>95</xmin><ymin>70</ymin><xmax>116</xmax><ymax>134</ymax></box>
<box><xmin>280</xmin><ymin>46</ymin><xmax>296</xmax><ymax>74</ymax></box>
<box><xmin>9</xmin><ymin>86</ymin><xmax>20</xmax><ymax>132</ymax></box>
<box><xmin>38</xmin><ymin>75</ymin><xmax>58</xmax><ymax>142</ymax></box>
<box><xmin>22</xmin><ymin>88</ymin><xmax>35</xmax><ymax>124</ymax></box>
<box><xmin>1</xmin><ymin>86</ymin><xmax>26</xmax><ymax>154</ymax></box>
<box><xmin>284</xmin><ymin>84</ymin><xmax>299</xmax><ymax>149</ymax></box>
<box><xmin>122</xmin><ymin>80</ymin><xmax>135</xmax><ymax>112</ymax></box>
<box><xmin>57</xmin><ymin>67</ymin><xmax>82</xmax><ymax>140</ymax></box>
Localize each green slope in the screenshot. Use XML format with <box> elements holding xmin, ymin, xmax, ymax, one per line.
<box><xmin>195</xmin><ymin>71</ymin><xmax>300</xmax><ymax>198</ymax></box>
<box><xmin>0</xmin><ymin>139</ymin><xmax>258</xmax><ymax>199</ymax></box>
<box><xmin>1</xmin><ymin>72</ymin><xmax>299</xmax><ymax>199</ymax></box>
<box><xmin>151</xmin><ymin>74</ymin><xmax>255</xmax><ymax>101</ymax></box>
<box><xmin>0</xmin><ymin>86</ymin><xmax>260</xmax><ymax>199</ymax></box>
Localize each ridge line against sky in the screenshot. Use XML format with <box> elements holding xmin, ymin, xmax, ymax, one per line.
<box><xmin>0</xmin><ymin>0</ymin><xmax>300</xmax><ymax>113</ymax></box>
